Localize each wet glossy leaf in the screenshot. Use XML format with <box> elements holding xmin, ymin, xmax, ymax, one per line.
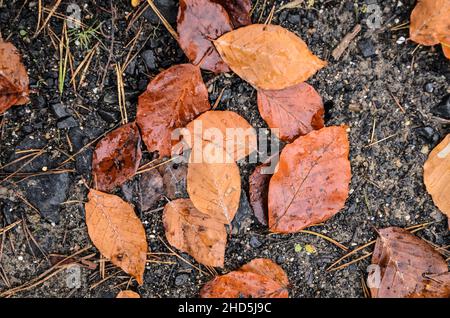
<box><xmin>116</xmin><ymin>290</ymin><xmax>140</xmax><ymax>298</ymax></box>
<box><xmin>184</xmin><ymin>110</ymin><xmax>257</xmax><ymax>161</ymax></box>
<box><xmin>187</xmin><ymin>143</ymin><xmax>241</xmax><ymax>224</ymax></box>
<box><xmin>0</xmin><ymin>41</ymin><xmax>29</xmax><ymax>114</ymax></box>
<box><xmin>214</xmin><ymin>24</ymin><xmax>327</xmax><ymax>90</ymax></box>
<box><xmin>268</xmin><ymin>126</ymin><xmax>351</xmax><ymax>233</ymax></box>
<box><xmin>423</xmin><ymin>134</ymin><xmax>450</xmax><ymax>228</ymax></box>
<box><xmin>210</xmin><ymin>0</ymin><xmax>252</xmax><ymax>27</ymax></box>
<box><xmin>410</xmin><ymin>0</ymin><xmax>450</xmax><ymax>48</ymax></box>
<box><xmin>92</xmin><ymin>122</ymin><xmax>142</xmax><ymax>192</ymax></box>
<box><xmin>136</xmin><ymin>64</ymin><xmax>210</xmax><ymax>157</ymax></box>
<box><xmin>257</xmin><ymin>82</ymin><xmax>325</xmax><ymax>142</ymax></box>
<box><xmin>442</xmin><ymin>43</ymin><xmax>450</xmax><ymax>59</ymax></box>
<box><xmin>177</xmin><ymin>0</ymin><xmax>233</xmax><ymax>73</ymax></box>
<box><xmin>248</xmin><ymin>164</ymin><xmax>271</xmax><ymax>225</ymax></box>
<box><xmin>163</xmin><ymin>198</ymin><xmax>227</xmax><ymax>267</ymax></box>
<box><xmin>85</xmin><ymin>189</ymin><xmax>148</xmax><ymax>285</ymax></box>
<box><xmin>200</xmin><ymin>258</ymin><xmax>289</xmax><ymax>298</ymax></box>
<box><xmin>370</xmin><ymin>227</ymin><xmax>450</xmax><ymax>298</ymax></box>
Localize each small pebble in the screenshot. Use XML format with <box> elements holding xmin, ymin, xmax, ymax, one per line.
<box><xmin>424</xmin><ymin>83</ymin><xmax>434</xmax><ymax>93</ymax></box>
<box><xmin>396</xmin><ymin>36</ymin><xmax>406</xmax><ymax>44</ymax></box>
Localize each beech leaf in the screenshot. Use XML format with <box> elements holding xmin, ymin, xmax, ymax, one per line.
<box><xmin>257</xmin><ymin>82</ymin><xmax>325</xmax><ymax>142</ymax></box>
<box><xmin>116</xmin><ymin>290</ymin><xmax>140</xmax><ymax>298</ymax></box>
<box><xmin>163</xmin><ymin>198</ymin><xmax>227</xmax><ymax>267</ymax></box>
<box><xmin>136</xmin><ymin>64</ymin><xmax>210</xmax><ymax>157</ymax></box>
<box><xmin>214</xmin><ymin>24</ymin><xmax>327</xmax><ymax>90</ymax></box>
<box><xmin>210</xmin><ymin>0</ymin><xmax>252</xmax><ymax>27</ymax></box>
<box><xmin>370</xmin><ymin>227</ymin><xmax>450</xmax><ymax>298</ymax></box>
<box><xmin>0</xmin><ymin>41</ymin><xmax>29</xmax><ymax>114</ymax></box>
<box><xmin>85</xmin><ymin>189</ymin><xmax>148</xmax><ymax>285</ymax></box>
<box><xmin>268</xmin><ymin>126</ymin><xmax>351</xmax><ymax>233</ymax></box>
<box><xmin>200</xmin><ymin>258</ymin><xmax>289</xmax><ymax>298</ymax></box>
<box><xmin>177</xmin><ymin>0</ymin><xmax>233</xmax><ymax>73</ymax></box>
<box><xmin>423</xmin><ymin>134</ymin><xmax>450</xmax><ymax>228</ymax></box>
<box><xmin>92</xmin><ymin>122</ymin><xmax>142</xmax><ymax>192</ymax></box>
<box><xmin>248</xmin><ymin>164</ymin><xmax>271</xmax><ymax>225</ymax></box>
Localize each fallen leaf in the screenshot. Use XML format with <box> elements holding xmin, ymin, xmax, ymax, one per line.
<box><xmin>410</xmin><ymin>0</ymin><xmax>450</xmax><ymax>47</ymax></box>
<box><xmin>370</xmin><ymin>227</ymin><xmax>450</xmax><ymax>298</ymax></box>
<box><xmin>268</xmin><ymin>126</ymin><xmax>351</xmax><ymax>233</ymax></box>
<box><xmin>257</xmin><ymin>82</ymin><xmax>325</xmax><ymax>142</ymax></box>
<box><xmin>200</xmin><ymin>258</ymin><xmax>289</xmax><ymax>298</ymax></box>
<box><xmin>177</xmin><ymin>0</ymin><xmax>233</xmax><ymax>73</ymax></box>
<box><xmin>163</xmin><ymin>198</ymin><xmax>227</xmax><ymax>267</ymax></box>
<box><xmin>423</xmin><ymin>134</ymin><xmax>450</xmax><ymax>228</ymax></box>
<box><xmin>442</xmin><ymin>43</ymin><xmax>450</xmax><ymax>58</ymax></box>
<box><xmin>184</xmin><ymin>110</ymin><xmax>257</xmax><ymax>161</ymax></box>
<box><xmin>116</xmin><ymin>290</ymin><xmax>140</xmax><ymax>298</ymax></box>
<box><xmin>92</xmin><ymin>122</ymin><xmax>142</xmax><ymax>192</ymax></box>
<box><xmin>136</xmin><ymin>64</ymin><xmax>210</xmax><ymax>157</ymax></box>
<box><xmin>248</xmin><ymin>164</ymin><xmax>271</xmax><ymax>225</ymax></box>
<box><xmin>0</xmin><ymin>41</ymin><xmax>29</xmax><ymax>114</ymax></box>
<box><xmin>210</xmin><ymin>0</ymin><xmax>252</xmax><ymax>27</ymax></box>
<box><xmin>85</xmin><ymin>189</ymin><xmax>148</xmax><ymax>285</ymax></box>
<box><xmin>214</xmin><ymin>24</ymin><xmax>327</xmax><ymax>90</ymax></box>
<box><xmin>187</xmin><ymin>143</ymin><xmax>241</xmax><ymax>224</ymax></box>
<box><xmin>159</xmin><ymin>161</ymin><xmax>188</xmax><ymax>199</ymax></box>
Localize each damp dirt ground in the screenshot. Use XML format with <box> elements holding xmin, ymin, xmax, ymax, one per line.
<box><xmin>0</xmin><ymin>0</ymin><xmax>449</xmax><ymax>298</ymax></box>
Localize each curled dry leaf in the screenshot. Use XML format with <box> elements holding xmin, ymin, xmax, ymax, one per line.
<box><xmin>248</xmin><ymin>164</ymin><xmax>271</xmax><ymax>226</ymax></box>
<box><xmin>136</xmin><ymin>64</ymin><xmax>210</xmax><ymax>157</ymax></box>
<box><xmin>116</xmin><ymin>290</ymin><xmax>140</xmax><ymax>298</ymax></box>
<box><xmin>177</xmin><ymin>0</ymin><xmax>233</xmax><ymax>73</ymax></box>
<box><xmin>92</xmin><ymin>122</ymin><xmax>142</xmax><ymax>192</ymax></box>
<box><xmin>214</xmin><ymin>24</ymin><xmax>327</xmax><ymax>90</ymax></box>
<box><xmin>423</xmin><ymin>134</ymin><xmax>450</xmax><ymax>228</ymax></box>
<box><xmin>0</xmin><ymin>41</ymin><xmax>29</xmax><ymax>114</ymax></box>
<box><xmin>163</xmin><ymin>198</ymin><xmax>227</xmax><ymax>267</ymax></box>
<box><xmin>200</xmin><ymin>258</ymin><xmax>289</xmax><ymax>298</ymax></box>
<box><xmin>257</xmin><ymin>82</ymin><xmax>325</xmax><ymax>142</ymax></box>
<box><xmin>370</xmin><ymin>227</ymin><xmax>450</xmax><ymax>298</ymax></box>
<box><xmin>85</xmin><ymin>189</ymin><xmax>148</xmax><ymax>285</ymax></box>
<box><xmin>268</xmin><ymin>126</ymin><xmax>351</xmax><ymax>233</ymax></box>
<box><xmin>210</xmin><ymin>0</ymin><xmax>252</xmax><ymax>27</ymax></box>
<box><xmin>184</xmin><ymin>110</ymin><xmax>257</xmax><ymax>161</ymax></box>
<box><xmin>187</xmin><ymin>143</ymin><xmax>241</xmax><ymax>224</ymax></box>
<box><xmin>410</xmin><ymin>0</ymin><xmax>450</xmax><ymax>54</ymax></box>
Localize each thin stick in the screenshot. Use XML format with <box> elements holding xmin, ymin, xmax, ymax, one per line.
<box><xmin>146</xmin><ymin>0</ymin><xmax>178</xmax><ymax>41</ymax></box>
<box><xmin>33</xmin><ymin>0</ymin><xmax>62</xmax><ymax>38</ymax></box>
<box><xmin>299</xmin><ymin>230</ymin><xmax>348</xmax><ymax>251</ymax></box>
<box><xmin>0</xmin><ymin>220</ymin><xmax>22</xmax><ymax>235</ymax></box>
<box><xmin>332</xmin><ymin>24</ymin><xmax>361</xmax><ymax>60</ymax></box>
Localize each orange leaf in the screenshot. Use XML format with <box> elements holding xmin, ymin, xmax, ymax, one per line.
<box><xmin>257</xmin><ymin>82</ymin><xmax>325</xmax><ymax>142</ymax></box>
<box><xmin>200</xmin><ymin>258</ymin><xmax>289</xmax><ymax>298</ymax></box>
<box><xmin>370</xmin><ymin>227</ymin><xmax>450</xmax><ymax>298</ymax></box>
<box><xmin>85</xmin><ymin>189</ymin><xmax>148</xmax><ymax>285</ymax></box>
<box><xmin>442</xmin><ymin>43</ymin><xmax>450</xmax><ymax>59</ymax></box>
<box><xmin>268</xmin><ymin>126</ymin><xmax>351</xmax><ymax>233</ymax></box>
<box><xmin>136</xmin><ymin>64</ymin><xmax>210</xmax><ymax>157</ymax></box>
<box><xmin>410</xmin><ymin>0</ymin><xmax>450</xmax><ymax>47</ymax></box>
<box><xmin>214</xmin><ymin>24</ymin><xmax>327</xmax><ymax>90</ymax></box>
<box><xmin>0</xmin><ymin>41</ymin><xmax>29</xmax><ymax>114</ymax></box>
<box><xmin>210</xmin><ymin>0</ymin><xmax>252</xmax><ymax>27</ymax></box>
<box><xmin>187</xmin><ymin>143</ymin><xmax>241</xmax><ymax>224</ymax></box>
<box><xmin>92</xmin><ymin>122</ymin><xmax>142</xmax><ymax>192</ymax></box>
<box><xmin>163</xmin><ymin>198</ymin><xmax>227</xmax><ymax>267</ymax></box>
<box><xmin>116</xmin><ymin>290</ymin><xmax>140</xmax><ymax>298</ymax></box>
<box><xmin>423</xmin><ymin>134</ymin><xmax>450</xmax><ymax>228</ymax></box>
<box><xmin>184</xmin><ymin>110</ymin><xmax>257</xmax><ymax>161</ymax></box>
<box><xmin>177</xmin><ymin>0</ymin><xmax>233</xmax><ymax>73</ymax></box>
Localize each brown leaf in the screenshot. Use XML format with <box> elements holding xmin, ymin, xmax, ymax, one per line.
<box><xmin>0</xmin><ymin>41</ymin><xmax>29</xmax><ymax>114</ymax></box>
<box><xmin>136</xmin><ymin>64</ymin><xmax>210</xmax><ymax>157</ymax></box>
<box><xmin>268</xmin><ymin>126</ymin><xmax>351</xmax><ymax>233</ymax></box>
<box><xmin>187</xmin><ymin>143</ymin><xmax>241</xmax><ymax>224</ymax></box>
<box><xmin>257</xmin><ymin>82</ymin><xmax>325</xmax><ymax>142</ymax></box>
<box><xmin>92</xmin><ymin>122</ymin><xmax>142</xmax><ymax>193</ymax></box>
<box><xmin>370</xmin><ymin>227</ymin><xmax>450</xmax><ymax>298</ymax></box>
<box><xmin>85</xmin><ymin>189</ymin><xmax>148</xmax><ymax>285</ymax></box>
<box><xmin>248</xmin><ymin>164</ymin><xmax>271</xmax><ymax>225</ymax></box>
<box><xmin>116</xmin><ymin>290</ymin><xmax>140</xmax><ymax>298</ymax></box>
<box><xmin>177</xmin><ymin>0</ymin><xmax>233</xmax><ymax>73</ymax></box>
<box><xmin>200</xmin><ymin>258</ymin><xmax>289</xmax><ymax>298</ymax></box>
<box><xmin>163</xmin><ymin>198</ymin><xmax>227</xmax><ymax>267</ymax></box>
<box><xmin>210</xmin><ymin>0</ymin><xmax>252</xmax><ymax>27</ymax></box>
<box><xmin>214</xmin><ymin>24</ymin><xmax>327</xmax><ymax>90</ymax></box>
<box><xmin>423</xmin><ymin>134</ymin><xmax>450</xmax><ymax>228</ymax></box>
<box><xmin>410</xmin><ymin>0</ymin><xmax>450</xmax><ymax>46</ymax></box>
<box><xmin>184</xmin><ymin>110</ymin><xmax>257</xmax><ymax>161</ymax></box>
<box><xmin>442</xmin><ymin>43</ymin><xmax>450</xmax><ymax>59</ymax></box>
<box><xmin>159</xmin><ymin>161</ymin><xmax>188</xmax><ymax>200</ymax></box>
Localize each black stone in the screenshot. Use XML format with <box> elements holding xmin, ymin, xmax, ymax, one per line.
<box><xmin>424</xmin><ymin>83</ymin><xmax>434</xmax><ymax>93</ymax></box>
<box><xmin>431</xmin><ymin>94</ymin><xmax>450</xmax><ymax>119</ymax></box>
<box><xmin>142</xmin><ymin>50</ymin><xmax>157</xmax><ymax>70</ymax></box>
<box><xmin>358</xmin><ymin>39</ymin><xmax>377</xmax><ymax>58</ymax></box>
<box><xmin>230</xmin><ymin>192</ymin><xmax>254</xmax><ymax>235</ymax></box>
<box><xmin>57</xmin><ymin>116</ymin><xmax>78</xmax><ymax>129</ymax></box>
<box><xmin>143</xmin><ymin>0</ymin><xmax>178</xmax><ymax>25</ymax></box>
<box><xmin>249</xmin><ymin>236</ymin><xmax>262</xmax><ymax>248</ymax></box>
<box><xmin>415</xmin><ymin>126</ymin><xmax>440</xmax><ymax>144</ymax></box>
<box><xmin>175</xmin><ymin>274</ymin><xmax>189</xmax><ymax>286</ymax></box>
<box><xmin>51</xmin><ymin>103</ymin><xmax>70</xmax><ymax>119</ymax></box>
<box><xmin>98</xmin><ymin>109</ymin><xmax>120</xmax><ymax>123</ymax></box>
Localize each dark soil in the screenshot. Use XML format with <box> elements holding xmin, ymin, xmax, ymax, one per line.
<box><xmin>0</xmin><ymin>0</ymin><xmax>449</xmax><ymax>298</ymax></box>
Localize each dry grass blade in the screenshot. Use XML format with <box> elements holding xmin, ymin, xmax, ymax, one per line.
<box><xmin>277</xmin><ymin>0</ymin><xmax>304</xmax><ymax>12</ymax></box>
<box><xmin>146</xmin><ymin>0</ymin><xmax>178</xmax><ymax>41</ymax></box>
<box><xmin>115</xmin><ymin>63</ymin><xmax>128</xmax><ymax>125</ymax></box>
<box><xmin>0</xmin><ymin>220</ymin><xmax>22</xmax><ymax>235</ymax></box>
<box><xmin>299</xmin><ymin>230</ymin><xmax>348</xmax><ymax>251</ymax></box>
<box><xmin>33</xmin><ymin>0</ymin><xmax>62</xmax><ymax>38</ymax></box>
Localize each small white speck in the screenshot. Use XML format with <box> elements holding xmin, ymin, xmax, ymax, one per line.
<box><xmin>51</xmin><ymin>222</ymin><xmax>56</xmax><ymax>227</ymax></box>
<box><xmin>397</xmin><ymin>37</ymin><xmax>406</xmax><ymax>44</ymax></box>
<box><xmin>18</xmin><ymin>256</ymin><xmax>24</xmax><ymax>261</ymax></box>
